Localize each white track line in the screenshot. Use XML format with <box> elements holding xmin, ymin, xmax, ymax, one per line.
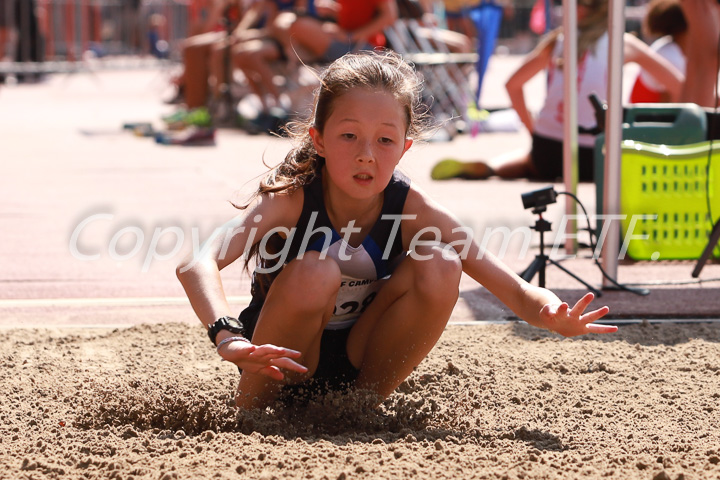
<box><xmin>0</xmin><ymin>296</ymin><xmax>253</xmax><ymax>308</ymax></box>
<box><xmin>1</xmin><ymin>319</ymin><xmax>718</xmax><ymax>331</ymax></box>
<box><xmin>450</xmin><ymin>319</ymin><xmax>720</xmax><ymax>325</ymax></box>
<box><xmin>1</xmin><ymin>299</ymin><xmax>717</xmax><ymax>326</ymax></box>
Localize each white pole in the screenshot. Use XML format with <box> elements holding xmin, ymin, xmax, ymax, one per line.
<box><xmin>601</xmin><ymin>0</ymin><xmax>625</xmax><ymax>288</ymax></box>
<box><xmin>563</xmin><ymin>0</ymin><xmax>579</xmax><ymax>255</ymax></box>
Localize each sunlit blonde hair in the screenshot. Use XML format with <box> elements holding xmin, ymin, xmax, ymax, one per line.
<box><xmin>547</xmin><ymin>0</ymin><xmax>610</xmax><ymax>61</ymax></box>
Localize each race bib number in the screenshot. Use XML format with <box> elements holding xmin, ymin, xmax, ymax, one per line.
<box><xmin>327</xmin><ymin>276</ymin><xmax>385</xmax><ymax>328</ymax></box>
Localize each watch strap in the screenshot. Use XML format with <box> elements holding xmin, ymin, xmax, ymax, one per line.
<box><xmin>207</xmin><ymin>316</ymin><xmax>245</xmax><ymax>345</ymax></box>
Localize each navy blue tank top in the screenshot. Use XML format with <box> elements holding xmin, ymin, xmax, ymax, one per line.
<box><xmin>247</xmin><ymin>169</ymin><xmax>411</xmax><ymax>328</ymax></box>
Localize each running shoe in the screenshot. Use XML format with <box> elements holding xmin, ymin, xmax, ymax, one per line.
<box><xmin>162</xmin><ymin>107</ymin><xmax>212</xmax><ymax>130</ymax></box>
<box><xmin>243</xmin><ymin>107</ymin><xmax>289</xmax><ymax>136</ymax></box>
<box><xmin>430</xmin><ymin>159</ymin><xmax>493</xmax><ymax>180</ymax></box>
<box><xmin>155</xmin><ymin>126</ymin><xmax>216</xmax><ymax>146</ymax></box>
<box><xmin>122</xmin><ymin>122</ymin><xmax>153</xmax><ymax>130</ymax></box>
<box><xmin>431</xmin><ymin>159</ymin><xmax>469</xmax><ymax>180</ymax></box>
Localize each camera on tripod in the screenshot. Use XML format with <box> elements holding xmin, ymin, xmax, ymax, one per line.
<box><xmin>521</xmin><ymin>186</ymin><xmax>558</xmax><ymax>213</ymax></box>
<box><xmin>519</xmin><ymin>185</ymin><xmax>601</xmax><ymax>295</ymax></box>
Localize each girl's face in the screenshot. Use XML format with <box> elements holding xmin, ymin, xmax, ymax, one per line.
<box><xmin>310</xmin><ymin>87</ymin><xmax>413</xmax><ymax>202</ymax></box>
<box><xmin>578</xmin><ymin>0</ymin><xmax>603</xmax><ymax>20</ymax></box>
<box><xmin>578</xmin><ymin>3</ymin><xmax>590</xmax><ymax>20</ymax></box>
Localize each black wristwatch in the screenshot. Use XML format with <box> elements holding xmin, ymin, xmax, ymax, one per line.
<box><xmin>207</xmin><ymin>316</ymin><xmax>245</xmax><ymax>345</ymax></box>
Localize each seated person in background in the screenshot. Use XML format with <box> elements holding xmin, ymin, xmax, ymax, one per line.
<box><xmin>679</xmin><ymin>0</ymin><xmax>720</xmax><ymax>108</ymax></box>
<box><xmin>629</xmin><ymin>0</ymin><xmax>687</xmax><ymax>104</ymax></box>
<box><xmin>430</xmin><ymin>0</ymin><xmax>685</xmax><ymax>183</ymax></box>
<box><xmin>218</xmin><ymin>0</ymin><xmax>310</xmax><ymax>118</ymax></box>
<box><xmin>287</xmin><ymin>0</ymin><xmax>398</xmax><ymax>63</ymax></box>
<box><xmin>171</xmin><ymin>0</ymin><xmax>244</xmax><ymax>109</ymax></box>
<box><xmin>174</xmin><ymin>0</ymin><xmax>293</xmax><ymax>114</ymax></box>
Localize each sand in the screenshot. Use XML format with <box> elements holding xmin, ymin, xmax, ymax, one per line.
<box><xmin>1</xmin><ymin>321</ymin><xmax>719</xmax><ymax>480</ymax></box>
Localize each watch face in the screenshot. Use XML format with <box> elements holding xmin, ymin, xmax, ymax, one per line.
<box><xmin>216</xmin><ymin>317</ymin><xmax>235</xmax><ymax>329</ymax></box>
<box><xmin>213</xmin><ymin>317</ymin><xmax>244</xmax><ymax>334</ymax></box>
<box><xmin>209</xmin><ymin>317</ymin><xmax>244</xmax><ymax>344</ymax></box>
<box><xmin>222</xmin><ymin>317</ymin><xmax>241</xmax><ymax>329</ymax></box>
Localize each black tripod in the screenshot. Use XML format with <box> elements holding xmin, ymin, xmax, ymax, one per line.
<box><xmin>692</xmin><ymin>219</ymin><xmax>720</xmax><ymax>277</ymax></box>
<box><xmin>520</xmin><ymin>207</ymin><xmax>602</xmax><ymax>297</ymax></box>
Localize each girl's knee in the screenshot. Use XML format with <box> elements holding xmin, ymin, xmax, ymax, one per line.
<box><xmin>409</xmin><ymin>245</ymin><xmax>462</xmax><ymax>299</ymax></box>
<box><xmin>277</xmin><ymin>252</ymin><xmax>341</xmax><ymax>305</ymax></box>
<box><xmin>288</xmin><ymin>18</ymin><xmax>309</xmax><ymax>38</ymax></box>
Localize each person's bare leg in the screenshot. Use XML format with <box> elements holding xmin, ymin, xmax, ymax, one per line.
<box><xmin>183</xmin><ymin>41</ymin><xmax>213</xmax><ymax>109</ymax></box>
<box><xmin>234</xmin><ymin>41</ymin><xmax>272</xmax><ymax>111</ymax></box>
<box><xmin>490</xmin><ymin>152</ymin><xmax>533</xmax><ymax>178</ymax></box>
<box><xmin>680</xmin><ymin>0</ymin><xmax>720</xmax><ymax>107</ymax></box>
<box><xmin>209</xmin><ymin>39</ymin><xmax>230</xmax><ymax>100</ymax></box>
<box><xmin>347</xmin><ymin>245</ymin><xmax>462</xmax><ymax>400</ymax></box>
<box><xmin>0</xmin><ymin>26</ymin><xmax>7</xmax><ymax>88</ymax></box>
<box><xmin>431</xmin><ymin>150</ymin><xmax>531</xmax><ymax>180</ymax></box>
<box><xmin>246</xmin><ymin>43</ymin><xmax>283</xmax><ymax>108</ymax></box>
<box><xmin>287</xmin><ymin>17</ymin><xmax>334</xmax><ymax>59</ymax></box>
<box><xmin>235</xmin><ymin>252</ymin><xmax>340</xmax><ymax>409</ymax></box>
<box><xmin>270</xmin><ymin>11</ymin><xmax>297</xmax><ymax>64</ymax></box>
<box><xmin>0</xmin><ymin>27</ymin><xmax>9</xmax><ymax>60</ymax></box>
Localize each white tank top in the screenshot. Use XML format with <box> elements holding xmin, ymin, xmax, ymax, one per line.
<box><xmin>637</xmin><ymin>36</ymin><xmax>685</xmax><ymax>92</ymax></box>
<box><xmin>534</xmin><ymin>31</ymin><xmax>609</xmax><ymax>148</ymax></box>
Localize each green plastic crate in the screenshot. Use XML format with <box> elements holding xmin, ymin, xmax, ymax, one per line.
<box><xmin>595</xmin><ymin>103</ymin><xmax>707</xmax><ymax>220</ymax></box>
<box><xmin>619</xmin><ymin>140</ymin><xmax>720</xmax><ymax>260</ymax></box>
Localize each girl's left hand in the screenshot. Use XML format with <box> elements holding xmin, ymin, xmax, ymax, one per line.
<box><xmin>218</xmin><ymin>340</ymin><xmax>308</xmax><ymax>381</ymax></box>
<box><xmin>539</xmin><ymin>292</ymin><xmax>615</xmax><ymax>337</ymax></box>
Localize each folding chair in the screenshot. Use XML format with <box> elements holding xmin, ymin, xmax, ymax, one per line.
<box><xmin>384</xmin><ymin>18</ymin><xmax>477</xmax><ymax>124</ymax></box>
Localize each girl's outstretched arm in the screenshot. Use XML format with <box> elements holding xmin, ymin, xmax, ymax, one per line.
<box><xmin>505</xmin><ymin>32</ymin><xmax>556</xmax><ymax>134</ymax></box>
<box><xmin>176</xmin><ymin>191</ymin><xmax>308</xmax><ymax>378</ymax></box>
<box><xmin>462</xmin><ymin>245</ymin><xmax>613</xmax><ymax>337</ymax></box>
<box><xmin>623</xmin><ymin>32</ymin><xmax>685</xmax><ymax>102</ymax></box>
<box><xmin>403</xmin><ymin>187</ymin><xmax>615</xmax><ymax>337</ymax></box>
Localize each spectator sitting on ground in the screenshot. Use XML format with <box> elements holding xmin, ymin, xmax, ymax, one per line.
<box><xmin>430</xmin><ymin>0</ymin><xmax>685</xmax><ymax>183</ymax></box>
<box><xmin>629</xmin><ymin>0</ymin><xmax>687</xmax><ymax>104</ymax></box>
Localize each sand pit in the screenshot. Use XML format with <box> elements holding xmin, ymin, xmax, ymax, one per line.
<box><xmin>1</xmin><ymin>321</ymin><xmax>719</xmax><ymax>480</ymax></box>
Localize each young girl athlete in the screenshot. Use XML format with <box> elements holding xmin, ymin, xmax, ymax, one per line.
<box><xmin>177</xmin><ymin>51</ymin><xmax>616</xmax><ymax>410</ymax></box>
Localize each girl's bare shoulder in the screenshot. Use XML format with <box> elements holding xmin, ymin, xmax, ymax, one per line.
<box><xmin>402</xmin><ymin>182</ymin><xmax>431</xmax><ymax>213</ymax></box>
<box><xmin>398</xmin><ymin>180</ymin><xmax>468</xmax><ymax>247</ymax></box>
<box><xmin>251</xmin><ymin>187</ymin><xmax>305</xmax><ymax>228</ymax></box>
<box><xmin>402</xmin><ymin>182</ymin><xmax>453</xmax><ymax>223</ymax></box>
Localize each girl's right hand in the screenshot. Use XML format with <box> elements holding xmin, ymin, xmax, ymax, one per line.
<box><xmin>217</xmin><ymin>340</ymin><xmax>308</xmax><ymax>381</ymax></box>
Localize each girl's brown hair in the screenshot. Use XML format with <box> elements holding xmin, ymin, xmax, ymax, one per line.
<box><xmin>643</xmin><ymin>0</ymin><xmax>687</xmax><ymax>38</ymax></box>
<box><xmin>238</xmin><ymin>49</ymin><xmax>427</xmax><ymax>207</ymax></box>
